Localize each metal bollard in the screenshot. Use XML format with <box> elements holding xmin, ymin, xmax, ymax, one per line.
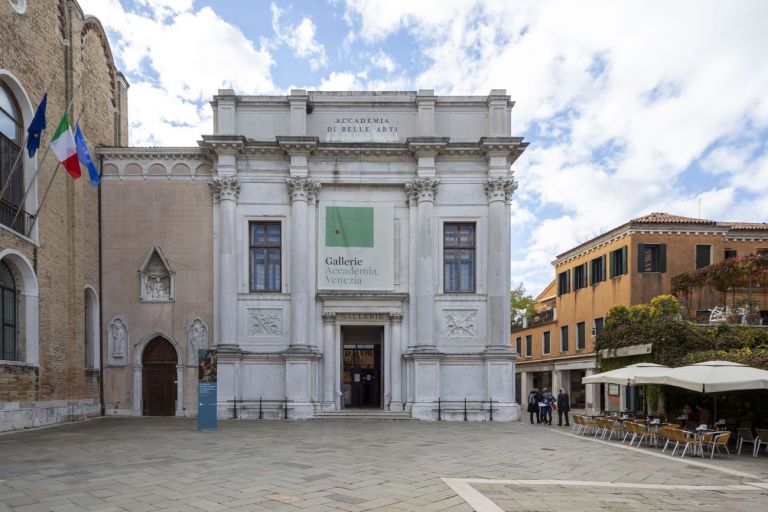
<box><xmin>258</xmin><ymin>397</ymin><xmax>263</xmax><ymax>420</ymax></box>
<box><xmin>464</xmin><ymin>398</ymin><xmax>468</xmax><ymax>421</ymax></box>
<box><xmin>438</xmin><ymin>398</ymin><xmax>442</xmax><ymax>421</ymax></box>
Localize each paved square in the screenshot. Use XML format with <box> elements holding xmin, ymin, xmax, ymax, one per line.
<box><xmin>1</xmin><ymin>418</ymin><xmax>767</xmax><ymax>511</ymax></box>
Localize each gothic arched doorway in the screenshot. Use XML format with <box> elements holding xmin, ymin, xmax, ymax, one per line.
<box><xmin>142</xmin><ymin>337</ymin><xmax>177</xmax><ymax>416</ymax></box>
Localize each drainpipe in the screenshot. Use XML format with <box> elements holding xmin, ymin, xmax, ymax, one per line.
<box><xmin>98</xmin><ymin>153</ymin><xmax>105</xmax><ymax>416</ymax></box>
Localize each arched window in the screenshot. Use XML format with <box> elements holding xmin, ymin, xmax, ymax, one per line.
<box><xmin>1</xmin><ymin>261</ymin><xmax>18</xmax><ymax>361</ymax></box>
<box><xmin>0</xmin><ymin>82</ymin><xmax>25</xmax><ymax>233</ymax></box>
<box><xmin>84</xmin><ymin>290</ymin><xmax>93</xmax><ymax>368</ymax></box>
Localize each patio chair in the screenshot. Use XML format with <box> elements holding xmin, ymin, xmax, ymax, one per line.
<box><xmin>669</xmin><ymin>429</ymin><xmax>698</xmax><ymax>457</ymax></box>
<box><xmin>571</xmin><ymin>415</ymin><xmax>582</xmax><ymax>434</ymax></box>
<box><xmin>581</xmin><ymin>415</ymin><xmax>597</xmax><ymax>436</ymax></box>
<box><xmin>701</xmin><ymin>431</ymin><xmax>731</xmax><ymax>459</ymax></box>
<box><xmin>754</xmin><ymin>429</ymin><xmax>768</xmax><ymax>456</ymax></box>
<box><xmin>629</xmin><ymin>422</ymin><xmax>655</xmax><ymax>448</ymax></box>
<box><xmin>603</xmin><ymin>418</ymin><xmax>622</xmax><ymax>441</ymax></box>
<box><xmin>622</xmin><ymin>421</ymin><xmax>635</xmax><ymax>444</ymax></box>
<box><xmin>660</xmin><ymin>426</ymin><xmax>677</xmax><ymax>453</ymax></box>
<box><xmin>736</xmin><ymin>428</ymin><xmax>759</xmax><ymax>457</ymax></box>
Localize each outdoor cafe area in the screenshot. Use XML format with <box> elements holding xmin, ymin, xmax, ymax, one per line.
<box><xmin>578</xmin><ymin>361</ymin><xmax>768</xmax><ymax>459</ymax></box>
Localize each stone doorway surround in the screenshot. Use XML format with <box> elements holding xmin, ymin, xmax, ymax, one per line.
<box><xmin>133</xmin><ymin>332</ymin><xmax>184</xmax><ymax>416</ymax></box>
<box><xmin>318</xmin><ymin>291</ymin><xmax>407</xmax><ymax>413</ymax></box>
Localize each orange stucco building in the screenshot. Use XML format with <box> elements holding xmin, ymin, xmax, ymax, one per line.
<box><xmin>513</xmin><ymin>213</ymin><xmax>768</xmax><ymax>414</ymax></box>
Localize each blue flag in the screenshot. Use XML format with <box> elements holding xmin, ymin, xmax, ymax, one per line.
<box><xmin>74</xmin><ymin>123</ymin><xmax>100</xmax><ymax>187</ymax></box>
<box><xmin>26</xmin><ymin>93</ymin><xmax>47</xmax><ymax>157</ymax></box>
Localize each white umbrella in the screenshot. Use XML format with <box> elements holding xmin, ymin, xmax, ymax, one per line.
<box><xmin>582</xmin><ymin>363</ymin><xmax>670</xmax><ymax>386</ymax></box>
<box><xmin>637</xmin><ymin>360</ymin><xmax>768</xmax><ymax>393</ymax></box>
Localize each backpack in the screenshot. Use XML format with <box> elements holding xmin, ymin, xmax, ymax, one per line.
<box><xmin>528</xmin><ymin>393</ymin><xmax>536</xmax><ymax>405</ymax></box>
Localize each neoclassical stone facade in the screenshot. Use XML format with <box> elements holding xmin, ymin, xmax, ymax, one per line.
<box><xmin>100</xmin><ymin>89</ymin><xmax>526</xmax><ymax>421</ymax></box>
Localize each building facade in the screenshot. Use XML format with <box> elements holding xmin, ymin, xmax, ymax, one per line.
<box><xmin>100</xmin><ymin>89</ymin><xmax>527</xmax><ymax>420</ymax></box>
<box><xmin>514</xmin><ymin>213</ymin><xmax>768</xmax><ymax>415</ymax></box>
<box><xmin>0</xmin><ymin>0</ymin><xmax>127</xmax><ymax>430</ymax></box>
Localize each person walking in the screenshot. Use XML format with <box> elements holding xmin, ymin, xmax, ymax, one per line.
<box><xmin>557</xmin><ymin>387</ymin><xmax>571</xmax><ymax>427</ymax></box>
<box><xmin>541</xmin><ymin>387</ymin><xmax>554</xmax><ymax>425</ymax></box>
<box><xmin>527</xmin><ymin>389</ymin><xmax>540</xmax><ymax>424</ymax></box>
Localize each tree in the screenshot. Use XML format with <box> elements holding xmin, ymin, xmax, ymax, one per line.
<box><xmin>510</xmin><ymin>283</ymin><xmax>536</xmax><ymax>326</ymax></box>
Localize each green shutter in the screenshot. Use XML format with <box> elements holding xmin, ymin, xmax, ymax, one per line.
<box><xmin>637</xmin><ymin>243</ymin><xmax>645</xmax><ymax>273</ymax></box>
<box><xmin>601</xmin><ymin>255</ymin><xmax>607</xmax><ymax>281</ymax></box>
<box><xmin>659</xmin><ymin>243</ymin><xmax>667</xmax><ymax>273</ymax></box>
<box><xmin>621</xmin><ymin>246</ymin><xmax>628</xmax><ymax>275</ymax></box>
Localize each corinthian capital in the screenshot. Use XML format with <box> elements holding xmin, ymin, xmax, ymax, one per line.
<box><xmin>286</xmin><ymin>177</ymin><xmax>321</xmax><ymax>203</ymax></box>
<box><xmin>484</xmin><ymin>176</ymin><xmax>518</xmax><ymax>203</ymax></box>
<box><xmin>209</xmin><ymin>176</ymin><xmax>240</xmax><ymax>201</ymax></box>
<box><xmin>404</xmin><ymin>177</ymin><xmax>440</xmax><ymax>204</ymax></box>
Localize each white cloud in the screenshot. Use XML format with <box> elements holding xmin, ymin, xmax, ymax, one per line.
<box><xmin>78</xmin><ymin>0</ymin><xmax>277</xmax><ymax>145</ymax></box>
<box><xmin>271</xmin><ymin>3</ymin><xmax>327</xmax><ymax>70</ymax></box>
<box><xmin>343</xmin><ymin>0</ymin><xmax>768</xmax><ymax>293</ymax></box>
<box><xmin>370</xmin><ymin>51</ymin><xmax>396</xmax><ymax>73</ymax></box>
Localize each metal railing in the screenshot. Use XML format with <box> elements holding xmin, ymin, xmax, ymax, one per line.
<box><xmin>434</xmin><ymin>397</ymin><xmax>497</xmax><ymax>421</ymax></box>
<box><xmin>228</xmin><ymin>397</ymin><xmax>293</xmax><ymax>420</ymax></box>
<box><xmin>0</xmin><ymin>198</ymin><xmax>33</xmax><ymax>236</ymax></box>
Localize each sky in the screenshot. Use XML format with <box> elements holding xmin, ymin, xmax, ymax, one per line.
<box><xmin>78</xmin><ymin>0</ymin><xmax>768</xmax><ymax>296</ymax></box>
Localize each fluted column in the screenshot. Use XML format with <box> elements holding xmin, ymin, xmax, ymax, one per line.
<box><xmin>322</xmin><ymin>312</ymin><xmax>336</xmax><ymax>406</ymax></box>
<box><xmin>405</xmin><ymin>177</ymin><xmax>439</xmax><ymax>349</ymax></box>
<box><xmin>389</xmin><ymin>312</ymin><xmax>403</xmax><ymax>409</ymax></box>
<box><xmin>287</xmin><ymin>177</ymin><xmax>320</xmax><ymax>348</ymax></box>
<box><xmin>209</xmin><ymin>176</ymin><xmax>240</xmax><ymax>347</ymax></box>
<box><xmin>484</xmin><ymin>177</ymin><xmax>517</xmax><ymax>348</ymax></box>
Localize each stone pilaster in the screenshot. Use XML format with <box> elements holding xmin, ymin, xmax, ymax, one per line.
<box><xmin>286</xmin><ymin>177</ymin><xmax>320</xmax><ymax>350</ymax></box>
<box><xmin>321</xmin><ymin>312</ymin><xmax>336</xmax><ymax>407</ymax></box>
<box><xmin>404</xmin><ymin>177</ymin><xmax>439</xmax><ymax>350</ymax></box>
<box><xmin>209</xmin><ymin>176</ymin><xmax>240</xmax><ymax>348</ymax></box>
<box><xmin>389</xmin><ymin>312</ymin><xmax>404</xmax><ymax>410</ymax></box>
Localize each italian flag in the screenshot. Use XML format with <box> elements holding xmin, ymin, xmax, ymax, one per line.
<box><xmin>50</xmin><ymin>112</ymin><xmax>81</xmax><ymax>179</ymax></box>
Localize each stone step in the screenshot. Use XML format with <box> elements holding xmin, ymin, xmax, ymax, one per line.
<box><xmin>311</xmin><ymin>410</ymin><xmax>416</xmax><ymax>421</ymax></box>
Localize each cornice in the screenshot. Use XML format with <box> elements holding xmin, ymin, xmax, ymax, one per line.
<box><xmin>96</xmin><ymin>146</ymin><xmax>208</xmax><ymax>161</ymax></box>
<box><xmin>276</xmin><ymin>136</ymin><xmax>319</xmax><ymax>153</ymax></box>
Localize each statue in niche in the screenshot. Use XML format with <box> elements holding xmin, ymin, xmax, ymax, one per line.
<box><xmin>187</xmin><ymin>319</ymin><xmax>208</xmax><ymax>365</ymax></box>
<box><xmin>145</xmin><ymin>275</ymin><xmax>169</xmax><ymax>300</ymax></box>
<box><xmin>109</xmin><ymin>318</ymin><xmax>128</xmax><ymax>361</ymax></box>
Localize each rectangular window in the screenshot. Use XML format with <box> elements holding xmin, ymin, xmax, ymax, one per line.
<box><xmin>758</xmin><ymin>248</ymin><xmax>768</xmax><ymax>257</ymax></box>
<box><xmin>444</xmin><ymin>223</ymin><xmax>476</xmax><ymax>293</ymax></box>
<box><xmin>573</xmin><ymin>263</ymin><xmax>588</xmax><ymax>290</ymax></box>
<box><xmin>542</xmin><ymin>331</ymin><xmax>551</xmax><ymax>355</ymax></box>
<box><xmin>724</xmin><ymin>249</ymin><xmax>737</xmax><ymax>260</ymax></box>
<box><xmin>610</xmin><ymin>246</ymin><xmax>628</xmax><ymax>278</ymax></box>
<box><xmin>515</xmin><ymin>336</ymin><xmax>522</xmax><ymax>355</ymax></box>
<box><xmin>696</xmin><ymin>244</ymin><xmax>711</xmax><ymax>269</ymax></box>
<box><xmin>557</xmin><ymin>270</ymin><xmax>570</xmax><ymax>295</ymax></box>
<box><xmin>594</xmin><ymin>317</ymin><xmax>604</xmax><ymax>337</ymax></box>
<box><xmin>249</xmin><ymin>221</ymin><xmax>282</xmax><ymax>292</ymax></box>
<box><xmin>0</xmin><ymin>134</ymin><xmax>24</xmax><ymax>233</ymax></box>
<box><xmin>525</xmin><ymin>335</ymin><xmax>532</xmax><ymax>357</ymax></box>
<box><xmin>637</xmin><ymin>243</ymin><xmax>666</xmax><ymax>273</ymax></box>
<box><xmin>576</xmin><ymin>322</ymin><xmax>586</xmax><ymax>350</ymax></box>
<box><xmin>590</xmin><ymin>255</ymin><xmax>606</xmax><ymax>285</ymax></box>
<box><xmin>560</xmin><ymin>325</ymin><xmax>569</xmax><ymax>352</ymax></box>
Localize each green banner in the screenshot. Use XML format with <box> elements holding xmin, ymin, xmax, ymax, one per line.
<box><xmin>325</xmin><ymin>206</ymin><xmax>374</xmax><ymax>247</ymax></box>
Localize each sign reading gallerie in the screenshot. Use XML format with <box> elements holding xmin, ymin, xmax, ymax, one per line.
<box><xmin>318</xmin><ymin>203</ymin><xmax>393</xmax><ymax>290</ymax></box>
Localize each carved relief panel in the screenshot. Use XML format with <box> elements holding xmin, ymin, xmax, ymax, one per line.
<box><xmin>107</xmin><ymin>316</ymin><xmax>129</xmax><ymax>366</ymax></box>
<box><xmin>139</xmin><ymin>245</ymin><xmax>175</xmax><ymax>302</ymax></box>
<box><xmin>187</xmin><ymin>318</ymin><xmax>208</xmax><ymax>365</ymax></box>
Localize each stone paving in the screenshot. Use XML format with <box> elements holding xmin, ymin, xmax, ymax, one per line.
<box><xmin>0</xmin><ymin>417</ymin><xmax>767</xmax><ymax>511</ymax></box>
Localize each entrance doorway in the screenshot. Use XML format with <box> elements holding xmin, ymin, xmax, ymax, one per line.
<box><xmin>142</xmin><ymin>337</ymin><xmax>177</xmax><ymax>416</ymax></box>
<box><xmin>341</xmin><ymin>326</ymin><xmax>383</xmax><ymax>408</ymax></box>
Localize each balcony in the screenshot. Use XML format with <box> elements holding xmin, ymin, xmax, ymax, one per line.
<box><xmin>0</xmin><ymin>198</ymin><xmax>33</xmax><ymax>237</ymax></box>
<box><xmin>511</xmin><ymin>308</ymin><xmax>556</xmax><ymax>332</ymax></box>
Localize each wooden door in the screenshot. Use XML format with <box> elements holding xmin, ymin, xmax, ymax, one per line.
<box><xmin>142</xmin><ymin>337</ymin><xmax>177</xmax><ymax>416</ymax></box>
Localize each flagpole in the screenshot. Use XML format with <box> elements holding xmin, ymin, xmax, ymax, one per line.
<box><xmin>11</xmin><ymin>79</ymin><xmax>83</xmax><ymax>233</ymax></box>
<box><xmin>0</xmin><ymin>71</ymin><xmax>58</xmax><ymax>203</ymax></box>
<box><xmin>24</xmin><ymin>105</ymin><xmax>86</xmax><ymax>238</ymax></box>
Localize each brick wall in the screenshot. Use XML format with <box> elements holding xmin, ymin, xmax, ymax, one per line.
<box><xmin>0</xmin><ymin>0</ymin><xmax>126</xmax><ymax>420</ymax></box>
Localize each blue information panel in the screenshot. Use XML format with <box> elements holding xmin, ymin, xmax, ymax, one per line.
<box><xmin>197</xmin><ymin>349</ymin><xmax>217</xmax><ymax>431</ymax></box>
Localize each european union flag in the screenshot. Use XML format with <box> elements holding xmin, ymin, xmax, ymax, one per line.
<box><xmin>25</xmin><ymin>93</ymin><xmax>47</xmax><ymax>158</ymax></box>
<box><xmin>74</xmin><ymin>122</ymin><xmax>100</xmax><ymax>187</ymax></box>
